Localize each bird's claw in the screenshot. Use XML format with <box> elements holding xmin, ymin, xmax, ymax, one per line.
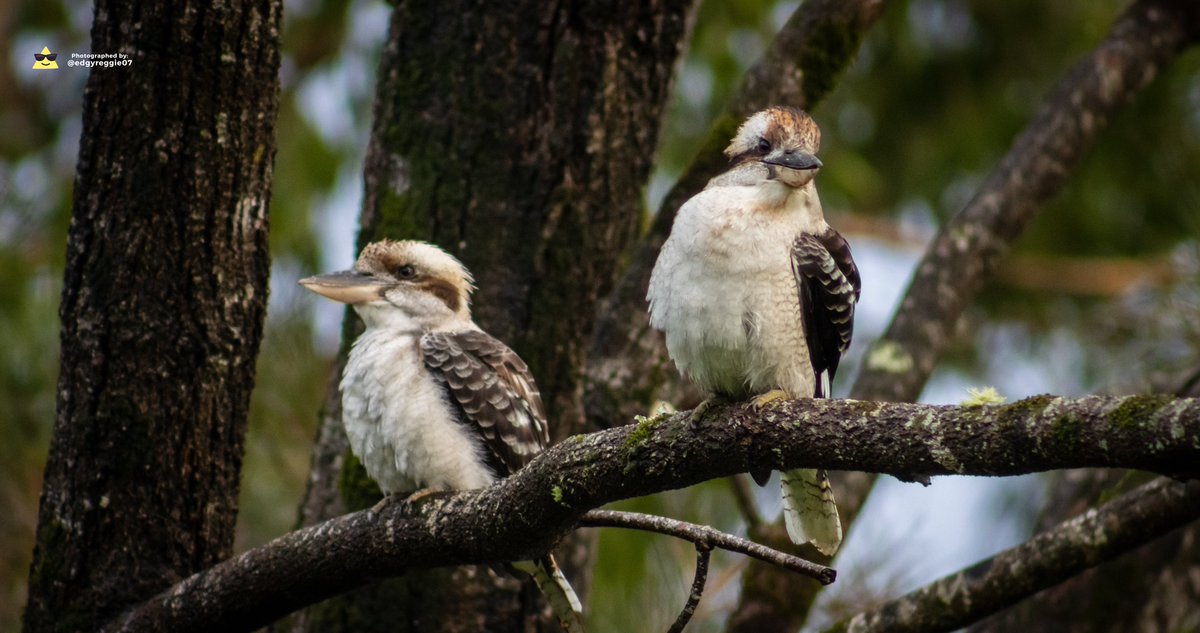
<box><xmin>687</xmin><ymin>398</ymin><xmax>717</xmax><ymax>426</ymax></box>
<box><xmin>751</xmin><ymin>389</ymin><xmax>791</xmax><ymax>410</ymax></box>
<box><xmin>404</xmin><ymin>487</ymin><xmax>445</xmax><ymax>506</ymax></box>
<box><xmin>370</xmin><ymin>488</ymin><xmax>444</xmax><ymax>515</ymax></box>
<box><xmin>370</xmin><ymin>492</ymin><xmax>399</xmax><ymax>515</ymax></box>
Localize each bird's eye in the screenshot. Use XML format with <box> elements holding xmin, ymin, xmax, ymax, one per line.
<box><xmin>396</xmin><ymin>265</ymin><xmax>416</xmax><ymax>279</ymax></box>
<box><xmin>756</xmin><ymin>138</ymin><xmax>771</xmax><ymax>153</ymax></box>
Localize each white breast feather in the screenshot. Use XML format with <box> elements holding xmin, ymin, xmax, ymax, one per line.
<box><xmin>648</xmin><ymin>181</ymin><xmax>826</xmax><ymax>398</ymax></box>
<box><xmin>341</xmin><ymin>328</ymin><xmax>495</xmax><ymax>493</ymax></box>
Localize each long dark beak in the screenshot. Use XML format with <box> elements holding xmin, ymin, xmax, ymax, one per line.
<box><xmin>762</xmin><ymin>150</ymin><xmax>822</xmax><ymax>171</ymax></box>
<box><xmin>299</xmin><ymin>270</ymin><xmax>390</xmax><ymax>305</ymax></box>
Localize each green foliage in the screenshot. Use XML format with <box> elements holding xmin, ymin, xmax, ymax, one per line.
<box><xmin>337</xmin><ymin>454</ymin><xmax>384</xmax><ymax>513</ymax></box>
<box><xmin>235</xmin><ymin>314</ymin><xmax>330</xmax><ymax>550</ymax></box>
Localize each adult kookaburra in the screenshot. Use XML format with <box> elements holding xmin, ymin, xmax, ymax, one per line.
<box><xmin>300</xmin><ymin>240</ymin><xmax>583</xmax><ymax>631</ymax></box>
<box><xmin>647</xmin><ymin>106</ymin><xmax>860</xmax><ymax>556</ymax></box>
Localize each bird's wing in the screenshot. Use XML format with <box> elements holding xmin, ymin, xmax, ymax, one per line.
<box><xmin>421</xmin><ymin>329</ymin><xmax>549</xmax><ymax>476</ymax></box>
<box><xmin>792</xmin><ymin>229</ymin><xmax>860</xmax><ymax>398</ymax></box>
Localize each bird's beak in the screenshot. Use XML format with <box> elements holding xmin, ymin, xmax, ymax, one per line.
<box><xmin>762</xmin><ymin>150</ymin><xmax>822</xmax><ymax>171</ymax></box>
<box><xmin>299</xmin><ymin>270</ymin><xmax>390</xmax><ymax>304</ymax></box>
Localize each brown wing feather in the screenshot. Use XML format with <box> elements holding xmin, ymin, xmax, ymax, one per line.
<box><xmin>792</xmin><ymin>229</ymin><xmax>860</xmax><ymax>398</ymax></box>
<box><xmin>421</xmin><ymin>330</ymin><xmax>548</xmax><ymax>476</ymax></box>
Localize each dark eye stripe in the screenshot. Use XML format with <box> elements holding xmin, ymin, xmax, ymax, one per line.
<box><xmin>419</xmin><ymin>277</ymin><xmax>462</xmax><ymax>313</ymax></box>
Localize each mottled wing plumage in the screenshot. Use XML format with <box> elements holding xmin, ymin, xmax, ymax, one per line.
<box><xmin>792</xmin><ymin>229</ymin><xmax>860</xmax><ymax>397</ymax></box>
<box><xmin>421</xmin><ymin>330</ymin><xmax>548</xmax><ymax>477</ymax></box>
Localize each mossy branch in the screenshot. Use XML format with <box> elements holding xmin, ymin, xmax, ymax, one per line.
<box><xmin>104</xmin><ymin>393</ymin><xmax>1198</xmax><ymax>632</ymax></box>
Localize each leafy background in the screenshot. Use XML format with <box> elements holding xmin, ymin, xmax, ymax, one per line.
<box><xmin>2</xmin><ymin>0</ymin><xmax>1197</xmax><ymax>630</ymax></box>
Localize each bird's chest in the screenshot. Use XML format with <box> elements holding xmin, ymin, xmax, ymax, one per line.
<box><xmin>340</xmin><ymin>331</ymin><xmax>494</xmax><ymax>493</ymax></box>
<box><xmin>649</xmin><ymin>190</ymin><xmax>817</xmax><ymax>396</ymax></box>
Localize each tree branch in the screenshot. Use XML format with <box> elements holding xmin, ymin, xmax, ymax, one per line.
<box><xmin>579</xmin><ymin>510</ymin><xmax>833</xmax><ymax>584</ymax></box>
<box><xmin>824</xmin><ymin>478</ymin><xmax>1200</xmax><ymax>633</ymax></box>
<box><xmin>105</xmin><ymin>394</ymin><xmax>1199</xmax><ymax>632</ymax></box>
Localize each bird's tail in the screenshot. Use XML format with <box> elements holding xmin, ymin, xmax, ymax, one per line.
<box><xmin>513</xmin><ymin>555</ymin><xmax>585</xmax><ymax>632</ymax></box>
<box><xmin>780</xmin><ymin>467</ymin><xmax>842</xmax><ymax>556</ymax></box>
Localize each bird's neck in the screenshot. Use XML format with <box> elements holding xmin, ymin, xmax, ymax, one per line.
<box><xmin>752</xmin><ymin>180</ymin><xmax>823</xmax><ymax>225</ymax></box>
<box><xmin>708</xmin><ymin>163</ymin><xmax>823</xmax><ymax>220</ymax></box>
<box><xmin>353</xmin><ymin>303</ymin><xmax>474</xmax><ymax>334</ymax></box>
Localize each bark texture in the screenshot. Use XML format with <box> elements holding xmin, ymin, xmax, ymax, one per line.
<box><xmin>289</xmin><ymin>1</ymin><xmax>697</xmax><ymax>631</ymax></box>
<box><xmin>23</xmin><ymin>1</ymin><xmax>281</xmax><ymax>632</ymax></box>
<box><xmin>108</xmin><ymin>394</ymin><xmax>1200</xmax><ymax>633</ymax></box>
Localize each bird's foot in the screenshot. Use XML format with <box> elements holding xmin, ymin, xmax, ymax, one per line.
<box><xmin>369</xmin><ymin>492</ymin><xmax>402</xmax><ymax>515</ymax></box>
<box><xmin>686</xmin><ymin>397</ymin><xmax>722</xmax><ymax>426</ymax></box>
<box><xmin>404</xmin><ymin>487</ymin><xmax>448</xmax><ymax>507</ymax></box>
<box><xmin>370</xmin><ymin>487</ymin><xmax>444</xmax><ymax>515</ymax></box>
<box><xmin>751</xmin><ymin>389</ymin><xmax>792</xmax><ymax>410</ymax></box>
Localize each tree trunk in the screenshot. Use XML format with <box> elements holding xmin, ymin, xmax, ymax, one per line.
<box><xmin>288</xmin><ymin>1</ymin><xmax>695</xmax><ymax>631</ymax></box>
<box><xmin>22</xmin><ymin>1</ymin><xmax>281</xmax><ymax>631</ymax></box>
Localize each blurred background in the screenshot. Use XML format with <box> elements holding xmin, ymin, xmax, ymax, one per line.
<box><xmin>2</xmin><ymin>0</ymin><xmax>1197</xmax><ymax>630</ymax></box>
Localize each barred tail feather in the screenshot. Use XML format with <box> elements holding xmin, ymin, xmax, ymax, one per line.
<box><xmin>514</xmin><ymin>556</ymin><xmax>585</xmax><ymax>632</ymax></box>
<box><xmin>780</xmin><ymin>467</ymin><xmax>842</xmax><ymax>556</ymax></box>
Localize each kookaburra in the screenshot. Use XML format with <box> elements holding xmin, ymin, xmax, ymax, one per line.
<box><xmin>300</xmin><ymin>240</ymin><xmax>584</xmax><ymax>631</ymax></box>
<box><xmin>647</xmin><ymin>106</ymin><xmax>860</xmax><ymax>556</ymax></box>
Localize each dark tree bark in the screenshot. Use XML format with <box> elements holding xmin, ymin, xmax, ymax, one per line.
<box><xmin>288</xmin><ymin>1</ymin><xmax>696</xmax><ymax>631</ymax></box>
<box><xmin>22</xmin><ymin>1</ymin><xmax>281</xmax><ymax>632</ymax></box>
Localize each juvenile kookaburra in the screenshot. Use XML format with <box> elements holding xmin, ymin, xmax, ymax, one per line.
<box><xmin>300</xmin><ymin>240</ymin><xmax>583</xmax><ymax>631</ymax></box>
<box><xmin>647</xmin><ymin>107</ymin><xmax>860</xmax><ymax>556</ymax></box>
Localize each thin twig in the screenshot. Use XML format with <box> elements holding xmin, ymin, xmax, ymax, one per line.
<box><xmin>667</xmin><ymin>544</ymin><xmax>712</xmax><ymax>633</ymax></box>
<box><xmin>579</xmin><ymin>509</ymin><xmax>835</xmax><ymax>585</ymax></box>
